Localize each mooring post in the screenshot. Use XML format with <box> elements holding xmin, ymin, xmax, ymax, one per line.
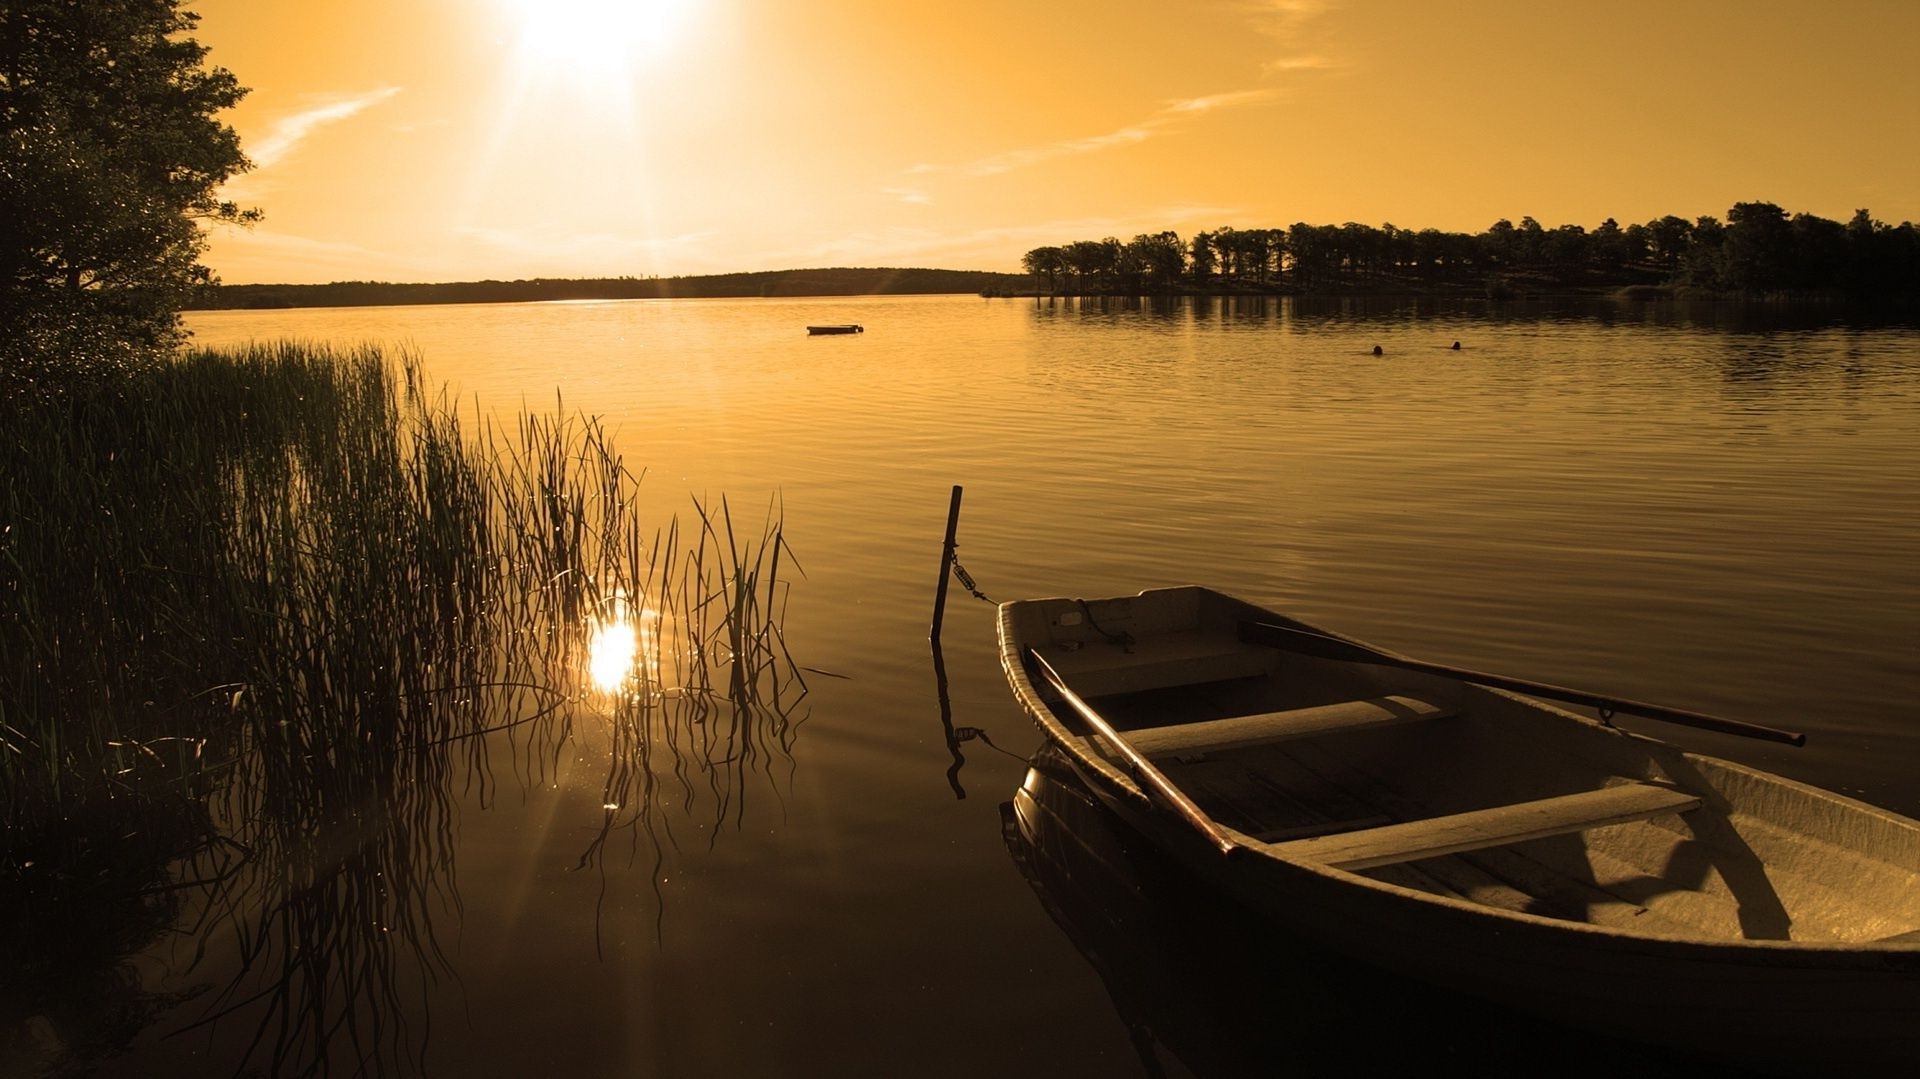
<box><xmin>930</xmin><ymin>484</ymin><xmax>964</xmax><ymax>643</ymax></box>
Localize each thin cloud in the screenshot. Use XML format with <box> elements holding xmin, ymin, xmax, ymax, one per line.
<box><xmin>1263</xmin><ymin>53</ymin><xmax>1338</xmax><ymax>73</ymax></box>
<box><xmin>248</xmin><ymin>87</ymin><xmax>403</xmax><ymax>169</ymax></box>
<box><xmin>942</xmin><ymin>89</ymin><xmax>1280</xmax><ymax>179</ymax></box>
<box><xmin>882</xmin><ymin>186</ymin><xmax>933</xmax><ymax>205</ymax></box>
<box><xmin>1247</xmin><ymin>0</ymin><xmax>1331</xmax><ymax>29</ymax></box>
<box><xmin>1163</xmin><ymin>89</ymin><xmax>1277</xmax><ymax>114</ymax></box>
<box><xmin>768</xmin><ymin>206</ymin><xmax>1247</xmax><ymax>269</ymax></box>
<box><xmin>1246</xmin><ymin>0</ymin><xmax>1344</xmax><ymax>74</ymax></box>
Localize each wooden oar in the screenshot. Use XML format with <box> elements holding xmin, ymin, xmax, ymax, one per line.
<box><xmin>1025</xmin><ymin>649</ymin><xmax>1244</xmax><ymax>858</ymax></box>
<box><xmin>1238</xmin><ymin>620</ymin><xmax>1807</xmax><ymax>747</ymax></box>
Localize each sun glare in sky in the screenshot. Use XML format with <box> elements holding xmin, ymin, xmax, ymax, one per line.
<box><xmin>193</xmin><ymin>0</ymin><xmax>1920</xmax><ymax>285</ymax></box>
<box><xmin>500</xmin><ymin>0</ymin><xmax>696</xmax><ymax>76</ymax></box>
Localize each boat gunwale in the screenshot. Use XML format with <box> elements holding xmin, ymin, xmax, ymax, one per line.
<box><xmin>997</xmin><ymin>585</ymin><xmax>1920</xmax><ymax>961</ymax></box>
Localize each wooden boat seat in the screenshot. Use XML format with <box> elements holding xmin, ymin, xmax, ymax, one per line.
<box><xmin>1125</xmin><ymin>695</ymin><xmax>1453</xmax><ymax>758</ymax></box>
<box><xmin>1266</xmin><ymin>782</ymin><xmax>1703</xmax><ymax>871</ymax></box>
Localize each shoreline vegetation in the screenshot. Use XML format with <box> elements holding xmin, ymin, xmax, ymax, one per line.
<box><xmin>189</xmin><ymin>267</ymin><xmax>1034</xmax><ymax>310</ymax></box>
<box><xmin>186</xmin><ymin>203</ymin><xmax>1920</xmax><ymax>313</ymax></box>
<box><xmin>1</xmin><ymin>343</ymin><xmax>805</xmax><ymax>1074</ymax></box>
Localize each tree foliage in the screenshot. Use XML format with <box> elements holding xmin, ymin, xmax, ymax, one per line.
<box><xmin>1022</xmin><ymin>203</ymin><xmax>1920</xmax><ymax>300</ymax></box>
<box><xmin>1</xmin><ymin>0</ymin><xmax>253</xmax><ymax>389</ymax></box>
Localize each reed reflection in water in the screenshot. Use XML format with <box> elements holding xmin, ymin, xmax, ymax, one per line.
<box><xmin>0</xmin><ymin>343</ymin><xmax>805</xmax><ymax>1076</ymax></box>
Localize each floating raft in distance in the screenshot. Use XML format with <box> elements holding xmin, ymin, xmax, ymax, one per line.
<box><xmin>997</xmin><ymin>584</ymin><xmax>1920</xmax><ymax>1073</ymax></box>
<box><xmin>806</xmin><ymin>324</ymin><xmax>863</xmax><ymax>335</ymax></box>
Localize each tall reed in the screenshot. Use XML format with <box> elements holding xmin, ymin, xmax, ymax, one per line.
<box><xmin>1</xmin><ymin>342</ymin><xmax>804</xmax><ymax>1076</ymax></box>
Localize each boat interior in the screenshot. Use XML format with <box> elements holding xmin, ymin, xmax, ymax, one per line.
<box><xmin>1007</xmin><ymin>588</ymin><xmax>1920</xmax><ymax>947</ymax></box>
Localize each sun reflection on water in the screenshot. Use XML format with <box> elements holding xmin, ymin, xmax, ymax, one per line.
<box><xmin>587</xmin><ymin>593</ymin><xmax>668</xmax><ymax>693</ymax></box>
<box><xmin>587</xmin><ymin>616</ymin><xmax>638</xmax><ymax>692</ymax></box>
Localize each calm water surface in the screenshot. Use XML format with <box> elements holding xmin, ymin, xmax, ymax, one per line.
<box><xmin>121</xmin><ymin>294</ymin><xmax>1920</xmax><ymax>1074</ymax></box>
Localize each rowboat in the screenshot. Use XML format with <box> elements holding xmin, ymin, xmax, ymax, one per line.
<box><xmin>1004</xmin><ymin>744</ymin><xmax>1687</xmax><ymax>1074</ymax></box>
<box><xmin>805</xmin><ymin>324</ymin><xmax>863</xmax><ymax>335</ymax></box>
<box><xmin>998</xmin><ymin>586</ymin><xmax>1920</xmax><ymax>1073</ymax></box>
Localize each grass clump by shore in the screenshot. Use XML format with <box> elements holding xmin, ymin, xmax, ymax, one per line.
<box><xmin>0</xmin><ymin>342</ymin><xmax>803</xmax><ymax>1076</ymax></box>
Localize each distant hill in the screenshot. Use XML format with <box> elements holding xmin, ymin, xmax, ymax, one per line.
<box><xmin>190</xmin><ymin>267</ymin><xmax>1034</xmax><ymax>310</ymax></box>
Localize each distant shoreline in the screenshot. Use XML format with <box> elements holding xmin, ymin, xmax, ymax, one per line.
<box><xmin>188</xmin><ymin>267</ymin><xmax>1032</xmax><ymax>310</ymax></box>
<box><xmin>190</xmin><ymin>272</ymin><xmax>1906</xmax><ymax>312</ymax></box>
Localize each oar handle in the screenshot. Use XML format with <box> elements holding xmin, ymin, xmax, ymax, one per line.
<box><xmin>1025</xmin><ymin>649</ymin><xmax>1243</xmax><ymax>858</ymax></box>
<box><xmin>1238</xmin><ymin>621</ymin><xmax>1806</xmax><ymax>747</ymax></box>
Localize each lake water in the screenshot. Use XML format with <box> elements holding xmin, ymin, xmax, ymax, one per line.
<box><xmin>91</xmin><ymin>294</ymin><xmax>1920</xmax><ymax>1074</ymax></box>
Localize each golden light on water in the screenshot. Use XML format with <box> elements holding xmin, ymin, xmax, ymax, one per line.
<box><xmin>586</xmin><ymin>592</ymin><xmax>668</xmax><ymax>693</ymax></box>
<box><xmin>587</xmin><ymin>617</ymin><xmax>639</xmax><ymax>692</ymax></box>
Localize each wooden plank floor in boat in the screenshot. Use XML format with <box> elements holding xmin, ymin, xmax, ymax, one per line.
<box><xmin>1286</xmin><ymin>736</ymin><xmax>1869</xmax><ymax>942</ymax></box>
<box><xmin>1093</xmin><ymin>679</ymin><xmax>1802</xmax><ymax>941</ymax></box>
<box><xmin>1154</xmin><ymin>736</ymin><xmax>1731</xmax><ymax>939</ymax></box>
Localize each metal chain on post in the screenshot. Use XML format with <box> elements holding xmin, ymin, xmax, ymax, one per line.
<box><xmin>949</xmin><ymin>552</ymin><xmax>991</xmax><ymax>603</ymax></box>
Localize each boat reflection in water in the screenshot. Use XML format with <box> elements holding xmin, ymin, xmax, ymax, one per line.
<box><xmin>1002</xmin><ymin>746</ymin><xmax>1742</xmax><ymax>1078</ymax></box>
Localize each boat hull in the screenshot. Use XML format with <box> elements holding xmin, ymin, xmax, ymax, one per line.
<box><xmin>1095</xmin><ymin>770</ymin><xmax>1920</xmax><ymax>1074</ymax></box>
<box><xmin>1008</xmin><ymin>751</ymin><xmax>1741</xmax><ymax>1074</ymax></box>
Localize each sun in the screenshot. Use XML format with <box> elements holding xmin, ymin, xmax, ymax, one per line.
<box><xmin>500</xmin><ymin>0</ymin><xmax>696</xmax><ymax>76</ymax></box>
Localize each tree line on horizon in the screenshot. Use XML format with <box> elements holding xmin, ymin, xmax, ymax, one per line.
<box><xmin>189</xmin><ymin>267</ymin><xmax>1031</xmax><ymax>310</ymax></box>
<box><xmin>1021</xmin><ymin>204</ymin><xmax>1920</xmax><ymax>299</ymax></box>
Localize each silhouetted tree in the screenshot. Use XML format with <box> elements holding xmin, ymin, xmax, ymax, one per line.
<box><xmin>1840</xmin><ymin>210</ymin><xmax>1920</xmax><ymax>295</ymax></box>
<box><xmin>1789</xmin><ymin>212</ymin><xmax>1849</xmax><ymax>291</ymax></box>
<box><xmin>1188</xmin><ymin>230</ymin><xmax>1217</xmax><ymax>283</ymax></box>
<box><xmin>1286</xmin><ymin>222</ymin><xmax>1335</xmax><ymax>289</ymax></box>
<box><xmin>1061</xmin><ymin>239</ymin><xmax>1114</xmax><ymax>292</ymax></box>
<box><xmin>1683</xmin><ymin>215</ymin><xmax>1727</xmax><ymax>287</ymax></box>
<box><xmin>1646</xmin><ymin>215</ymin><xmax>1694</xmax><ymax>271</ymax></box>
<box><xmin>1484</xmin><ymin>219</ymin><xmax>1517</xmax><ymax>268</ymax></box>
<box><xmin>1888</xmin><ymin>223</ymin><xmax>1920</xmax><ymax>292</ymax></box>
<box><xmin>1267</xmin><ymin>228</ymin><xmax>1292</xmax><ymax>283</ymax></box>
<box><xmin>1378</xmin><ymin>224</ymin><xmax>1403</xmax><ymax>276</ymax></box>
<box><xmin>1546</xmin><ymin>224</ymin><xmax>1589</xmax><ymax>277</ymax></box>
<box><xmin>1723</xmin><ymin>201</ymin><xmax>1793</xmax><ymax>291</ymax></box>
<box><xmin>1845</xmin><ymin>209</ymin><xmax>1884</xmax><ymax>293</ymax></box>
<box><xmin>1021</xmin><ymin>246</ymin><xmax>1065</xmax><ymax>293</ymax></box>
<box><xmin>1622</xmin><ymin>222</ymin><xmax>1652</xmax><ymax>268</ymax></box>
<box><xmin>1590</xmin><ymin>218</ymin><xmax>1628</xmax><ymax>276</ymax></box>
<box><xmin>1025</xmin><ymin>202</ymin><xmax>1917</xmax><ymax>298</ymax></box>
<box><xmin>1127</xmin><ymin>231</ymin><xmax>1185</xmax><ymax>292</ymax></box>
<box><xmin>1</xmin><ymin>0</ymin><xmax>256</xmax><ymax>388</ymax></box>
<box><xmin>1251</xmin><ymin>226</ymin><xmax>1282</xmax><ymax>282</ymax></box>
<box><xmin>1515</xmin><ymin>217</ymin><xmax>1547</xmax><ymax>266</ymax></box>
<box><xmin>1211</xmin><ymin>226</ymin><xmax>1240</xmax><ymax>279</ymax></box>
<box><xmin>1334</xmin><ymin>222</ymin><xmax>1373</xmax><ymax>277</ymax></box>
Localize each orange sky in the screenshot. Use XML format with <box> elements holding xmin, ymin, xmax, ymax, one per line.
<box><xmin>195</xmin><ymin>0</ymin><xmax>1920</xmax><ymax>284</ymax></box>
